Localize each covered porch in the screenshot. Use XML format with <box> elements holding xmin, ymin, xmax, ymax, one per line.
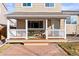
<box><xmin>6</xmin><ymin>12</ymin><xmax>69</xmax><ymax>41</ymax></box>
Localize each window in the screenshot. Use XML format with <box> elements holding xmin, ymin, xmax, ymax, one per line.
<box><xmin>45</xmin><ymin>3</ymin><xmax>54</xmax><ymax>7</ymax></box>
<box><xmin>23</xmin><ymin>3</ymin><xmax>31</xmax><ymax>7</ymax></box>
<box><xmin>28</xmin><ymin>21</ymin><xmax>43</xmax><ymax>28</ymax></box>
<box><xmin>66</xmin><ymin>16</ymin><xmax>77</xmax><ymax>24</ymax></box>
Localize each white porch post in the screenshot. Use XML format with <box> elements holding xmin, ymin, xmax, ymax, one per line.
<box><xmin>46</xmin><ymin>19</ymin><xmax>48</xmax><ymax>39</ymax></box>
<box><xmin>25</xmin><ymin>19</ymin><xmax>28</xmax><ymax>39</ymax></box>
<box><xmin>7</xmin><ymin>20</ymin><xmax>10</xmax><ymax>39</ymax></box>
<box><xmin>64</xmin><ymin>19</ymin><xmax>66</xmax><ymax>39</ymax></box>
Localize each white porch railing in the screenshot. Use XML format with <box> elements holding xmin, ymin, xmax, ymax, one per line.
<box><xmin>9</xmin><ymin>29</ymin><xmax>65</xmax><ymax>38</ymax></box>
<box><xmin>9</xmin><ymin>29</ymin><xmax>26</xmax><ymax>38</ymax></box>
<box><xmin>48</xmin><ymin>29</ymin><xmax>65</xmax><ymax>38</ymax></box>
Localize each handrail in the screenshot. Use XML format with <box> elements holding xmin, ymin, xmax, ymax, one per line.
<box><xmin>9</xmin><ymin>29</ymin><xmax>26</xmax><ymax>38</ymax></box>
<box><xmin>48</xmin><ymin>29</ymin><xmax>65</xmax><ymax>37</ymax></box>
<box><xmin>48</xmin><ymin>29</ymin><xmax>64</xmax><ymax>31</ymax></box>
<box><xmin>10</xmin><ymin>29</ymin><xmax>26</xmax><ymax>31</ymax></box>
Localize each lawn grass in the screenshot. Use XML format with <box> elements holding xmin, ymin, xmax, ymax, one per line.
<box><xmin>0</xmin><ymin>44</ymin><xmax>12</xmax><ymax>54</ymax></box>
<box><xmin>58</xmin><ymin>42</ymin><xmax>79</xmax><ymax>56</ymax></box>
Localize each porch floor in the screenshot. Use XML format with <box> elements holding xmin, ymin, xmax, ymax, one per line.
<box><xmin>7</xmin><ymin>38</ymin><xmax>67</xmax><ymax>43</ymax></box>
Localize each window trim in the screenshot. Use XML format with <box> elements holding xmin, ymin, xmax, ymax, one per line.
<box><xmin>22</xmin><ymin>3</ymin><xmax>32</xmax><ymax>8</ymax></box>
<box><xmin>44</xmin><ymin>3</ymin><xmax>55</xmax><ymax>8</ymax></box>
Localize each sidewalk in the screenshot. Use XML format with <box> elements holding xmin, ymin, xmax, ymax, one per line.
<box><xmin>0</xmin><ymin>44</ymin><xmax>67</xmax><ymax>56</ymax></box>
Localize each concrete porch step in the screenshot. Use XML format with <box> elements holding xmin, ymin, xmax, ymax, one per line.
<box><xmin>23</xmin><ymin>42</ymin><xmax>49</xmax><ymax>45</ymax></box>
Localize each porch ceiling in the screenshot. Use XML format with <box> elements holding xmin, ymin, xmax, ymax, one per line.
<box><xmin>6</xmin><ymin>12</ymin><xmax>70</xmax><ymax>19</ymax></box>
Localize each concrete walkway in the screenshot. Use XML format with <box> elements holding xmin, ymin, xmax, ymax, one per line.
<box><xmin>0</xmin><ymin>43</ymin><xmax>67</xmax><ymax>56</ymax></box>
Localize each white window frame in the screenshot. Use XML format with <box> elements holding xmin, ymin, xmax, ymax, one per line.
<box><xmin>44</xmin><ymin>3</ymin><xmax>55</xmax><ymax>8</ymax></box>
<box><xmin>21</xmin><ymin>3</ymin><xmax>32</xmax><ymax>8</ymax></box>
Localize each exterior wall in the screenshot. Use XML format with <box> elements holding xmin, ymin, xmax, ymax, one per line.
<box><xmin>0</xmin><ymin>3</ymin><xmax>8</xmax><ymax>25</ymax></box>
<box><xmin>15</xmin><ymin>3</ymin><xmax>61</xmax><ymax>12</ymax></box>
<box><xmin>48</xmin><ymin>19</ymin><xmax>51</xmax><ymax>29</ymax></box>
<box><xmin>0</xmin><ymin>3</ymin><xmax>7</xmax><ymax>40</ymax></box>
<box><xmin>16</xmin><ymin>18</ymin><xmax>61</xmax><ymax>30</ymax></box>
<box><xmin>16</xmin><ymin>18</ymin><xmax>46</xmax><ymax>30</ymax></box>
<box><xmin>48</xmin><ymin>19</ymin><xmax>60</xmax><ymax>30</ymax></box>
<box><xmin>77</xmin><ymin>16</ymin><xmax>79</xmax><ymax>24</ymax></box>
<box><xmin>15</xmin><ymin>17</ymin><xmax>79</xmax><ymax>35</ymax></box>
<box><xmin>47</xmin><ymin>18</ymin><xmax>62</xmax><ymax>30</ymax></box>
<box><xmin>52</xmin><ymin>19</ymin><xmax>60</xmax><ymax>29</ymax></box>
<box><xmin>66</xmin><ymin>15</ymin><xmax>79</xmax><ymax>34</ymax></box>
<box><xmin>66</xmin><ymin>24</ymin><xmax>76</xmax><ymax>34</ymax></box>
<box><xmin>77</xmin><ymin>16</ymin><xmax>79</xmax><ymax>34</ymax></box>
<box><xmin>17</xmin><ymin>19</ymin><xmax>25</xmax><ymax>29</ymax></box>
<box><xmin>60</xmin><ymin>19</ymin><xmax>65</xmax><ymax>31</ymax></box>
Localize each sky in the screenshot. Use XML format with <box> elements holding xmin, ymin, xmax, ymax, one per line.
<box><xmin>62</xmin><ymin>3</ymin><xmax>79</xmax><ymax>10</ymax></box>
<box><xmin>5</xmin><ymin>3</ymin><xmax>15</xmax><ymax>12</ymax></box>
<box><xmin>5</xmin><ymin>3</ymin><xmax>79</xmax><ymax>12</ymax></box>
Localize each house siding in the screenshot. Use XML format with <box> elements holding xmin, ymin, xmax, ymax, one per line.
<box><xmin>77</xmin><ymin>16</ymin><xmax>79</xmax><ymax>34</ymax></box>
<box><xmin>66</xmin><ymin>24</ymin><xmax>76</xmax><ymax>34</ymax></box>
<box><xmin>60</xmin><ymin>19</ymin><xmax>65</xmax><ymax>31</ymax></box>
<box><xmin>15</xmin><ymin>3</ymin><xmax>61</xmax><ymax>12</ymax></box>
<box><xmin>17</xmin><ymin>19</ymin><xmax>26</xmax><ymax>29</ymax></box>
<box><xmin>16</xmin><ymin>18</ymin><xmax>62</xmax><ymax>31</ymax></box>
<box><xmin>66</xmin><ymin>15</ymin><xmax>79</xmax><ymax>34</ymax></box>
<box><xmin>0</xmin><ymin>3</ymin><xmax>8</xmax><ymax>25</ymax></box>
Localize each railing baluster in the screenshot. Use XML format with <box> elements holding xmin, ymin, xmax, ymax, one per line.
<box><xmin>48</xmin><ymin>29</ymin><xmax>64</xmax><ymax>38</ymax></box>
<box><xmin>9</xmin><ymin>29</ymin><xmax>26</xmax><ymax>38</ymax></box>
